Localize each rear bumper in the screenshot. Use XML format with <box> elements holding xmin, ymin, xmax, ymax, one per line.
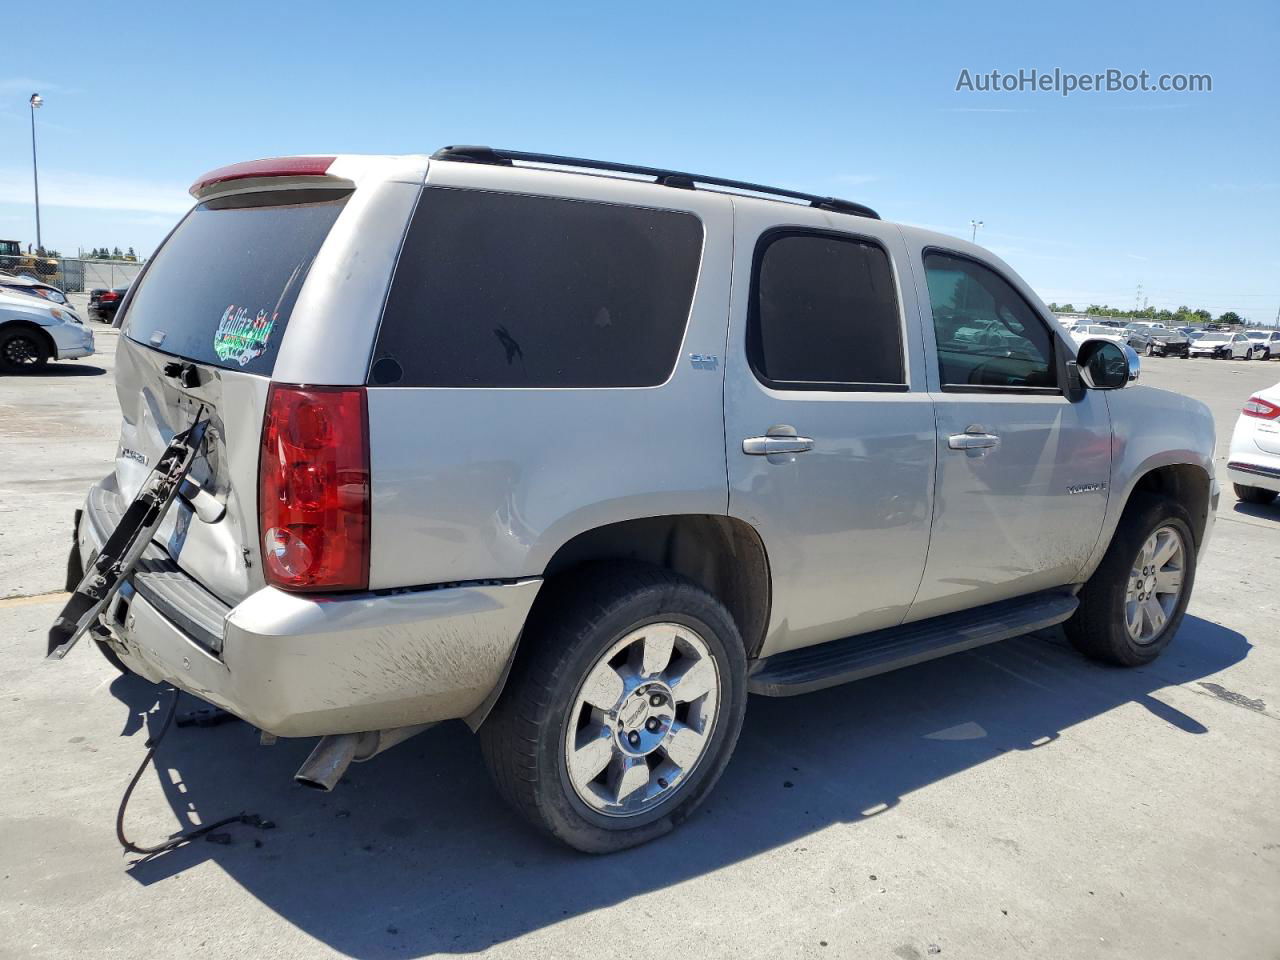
<box><xmin>79</xmin><ymin>481</ymin><xmax>541</xmax><ymax>737</ymax></box>
<box><xmin>1228</xmin><ymin>458</ymin><xmax>1280</xmax><ymax>494</ymax></box>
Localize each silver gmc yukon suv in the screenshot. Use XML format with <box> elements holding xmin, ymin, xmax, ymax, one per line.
<box><xmin>57</xmin><ymin>147</ymin><xmax>1218</xmax><ymax>853</ymax></box>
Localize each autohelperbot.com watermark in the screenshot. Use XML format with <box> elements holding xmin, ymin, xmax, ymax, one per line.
<box><xmin>955</xmin><ymin>67</ymin><xmax>1212</xmax><ymax>97</ymax></box>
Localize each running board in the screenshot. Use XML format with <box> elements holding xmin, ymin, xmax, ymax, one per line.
<box><xmin>748</xmin><ymin>589</ymin><xmax>1080</xmax><ymax>697</ymax></box>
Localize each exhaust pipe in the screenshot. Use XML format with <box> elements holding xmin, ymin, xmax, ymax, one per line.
<box><xmin>294</xmin><ymin>722</ymin><xmax>437</xmax><ymax>792</ymax></box>
<box><xmin>294</xmin><ymin>733</ymin><xmax>360</xmax><ymax>791</ymax></box>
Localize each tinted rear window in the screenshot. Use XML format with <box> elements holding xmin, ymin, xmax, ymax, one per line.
<box><xmin>370</xmin><ymin>187</ymin><xmax>703</xmax><ymax>388</ymax></box>
<box><xmin>749</xmin><ymin>231</ymin><xmax>904</xmax><ymax>389</ymax></box>
<box><xmin>122</xmin><ymin>189</ymin><xmax>348</xmax><ymax>373</ymax></box>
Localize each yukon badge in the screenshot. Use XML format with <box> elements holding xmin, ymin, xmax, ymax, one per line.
<box><xmin>120</xmin><ymin>447</ymin><xmax>148</xmax><ymax>466</ymax></box>
<box><xmin>1067</xmin><ymin>481</ymin><xmax>1107</xmax><ymax>495</ymax></box>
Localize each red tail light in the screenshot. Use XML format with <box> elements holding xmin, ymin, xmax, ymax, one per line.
<box><xmin>1243</xmin><ymin>395</ymin><xmax>1280</xmax><ymax>420</ymax></box>
<box><xmin>259</xmin><ymin>385</ymin><xmax>370</xmax><ymax>591</ymax></box>
<box><xmin>101</xmin><ymin>291</ymin><xmax>120</xmax><ymax>303</ymax></box>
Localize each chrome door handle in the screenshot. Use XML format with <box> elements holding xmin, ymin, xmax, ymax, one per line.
<box><xmin>742</xmin><ymin>436</ymin><xmax>815</xmax><ymax>455</ymax></box>
<box><xmin>948</xmin><ymin>426</ymin><xmax>1000</xmax><ymax>450</ymax></box>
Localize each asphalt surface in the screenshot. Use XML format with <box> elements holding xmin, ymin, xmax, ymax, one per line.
<box><xmin>1</xmin><ymin>321</ymin><xmax>1277</xmax><ymax>959</ymax></box>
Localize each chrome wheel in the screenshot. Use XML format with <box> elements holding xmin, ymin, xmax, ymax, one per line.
<box><xmin>564</xmin><ymin>622</ymin><xmax>720</xmax><ymax>818</ymax></box>
<box><xmin>1125</xmin><ymin>525</ymin><xmax>1186</xmax><ymax>645</ymax></box>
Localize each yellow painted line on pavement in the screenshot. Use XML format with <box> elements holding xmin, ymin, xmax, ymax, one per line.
<box><xmin>0</xmin><ymin>591</ymin><xmax>69</xmax><ymax>608</ymax></box>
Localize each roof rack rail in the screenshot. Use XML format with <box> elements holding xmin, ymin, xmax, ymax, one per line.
<box><xmin>431</xmin><ymin>145</ymin><xmax>881</xmax><ymax>220</ymax></box>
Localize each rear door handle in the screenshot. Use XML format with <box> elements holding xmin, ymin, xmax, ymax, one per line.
<box><xmin>743</xmin><ymin>435</ymin><xmax>815</xmax><ymax>455</ymax></box>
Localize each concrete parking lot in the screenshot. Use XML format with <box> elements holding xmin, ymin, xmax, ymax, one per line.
<box><xmin>1</xmin><ymin>332</ymin><xmax>1278</xmax><ymax>959</ymax></box>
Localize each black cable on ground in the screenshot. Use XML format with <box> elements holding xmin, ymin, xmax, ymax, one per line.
<box><xmin>116</xmin><ymin>686</ymin><xmax>271</xmax><ymax>857</ymax></box>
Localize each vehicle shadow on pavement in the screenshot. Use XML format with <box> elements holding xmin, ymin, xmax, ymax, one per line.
<box><xmin>1232</xmin><ymin>501</ymin><xmax>1280</xmax><ymax>522</ymax></box>
<box><xmin>4</xmin><ymin>363</ymin><xmax>107</xmax><ymax>377</ymax></box>
<box><xmin>110</xmin><ymin>614</ymin><xmax>1246</xmax><ymax>958</ymax></box>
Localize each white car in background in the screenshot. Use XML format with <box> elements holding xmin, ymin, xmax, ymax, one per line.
<box><xmin>1069</xmin><ymin>323</ymin><xmax>1126</xmax><ymax>348</ymax></box>
<box><xmin>1243</xmin><ymin>330</ymin><xmax>1280</xmax><ymax>359</ymax></box>
<box><xmin>1189</xmin><ymin>331</ymin><xmax>1252</xmax><ymax>359</ymax></box>
<box><xmin>1229</xmin><ymin>384</ymin><xmax>1280</xmax><ymax>504</ymax></box>
<box><xmin>0</xmin><ymin>289</ymin><xmax>95</xmax><ymax>373</ymax></box>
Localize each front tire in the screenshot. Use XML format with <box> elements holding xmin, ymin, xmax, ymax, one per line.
<box><xmin>480</xmin><ymin>563</ymin><xmax>747</xmax><ymax>853</ymax></box>
<box><xmin>0</xmin><ymin>327</ymin><xmax>50</xmax><ymax>373</ymax></box>
<box><xmin>1066</xmin><ymin>496</ymin><xmax>1196</xmax><ymax>666</ymax></box>
<box><xmin>1234</xmin><ymin>483</ymin><xmax>1277</xmax><ymax>505</ymax></box>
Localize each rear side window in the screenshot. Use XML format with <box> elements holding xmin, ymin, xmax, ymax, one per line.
<box><xmin>370</xmin><ymin>188</ymin><xmax>703</xmax><ymax>388</ymax></box>
<box><xmin>748</xmin><ymin>232</ymin><xmax>905</xmax><ymax>390</ymax></box>
<box><xmin>122</xmin><ymin>190</ymin><xmax>349</xmax><ymax>373</ymax></box>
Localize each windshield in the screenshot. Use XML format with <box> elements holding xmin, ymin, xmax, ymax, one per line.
<box><xmin>122</xmin><ymin>189</ymin><xmax>349</xmax><ymax>373</ymax></box>
<box><xmin>1198</xmin><ymin>333</ymin><xmax>1228</xmax><ymax>342</ymax></box>
<box><xmin>1085</xmin><ymin>326</ymin><xmax>1114</xmax><ymax>335</ymax></box>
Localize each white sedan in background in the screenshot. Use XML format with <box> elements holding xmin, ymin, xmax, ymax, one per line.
<box><xmin>1244</xmin><ymin>330</ymin><xmax>1280</xmax><ymax>359</ymax></box>
<box><xmin>1069</xmin><ymin>324</ymin><xmax>1126</xmax><ymax>348</ymax></box>
<box><xmin>1229</xmin><ymin>383</ymin><xmax>1280</xmax><ymax>504</ymax></box>
<box><xmin>0</xmin><ymin>289</ymin><xmax>95</xmax><ymax>373</ymax></box>
<box><xmin>1189</xmin><ymin>331</ymin><xmax>1253</xmax><ymax>359</ymax></box>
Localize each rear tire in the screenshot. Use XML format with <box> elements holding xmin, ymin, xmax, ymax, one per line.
<box><xmin>1065</xmin><ymin>496</ymin><xmax>1196</xmax><ymax>667</ymax></box>
<box><xmin>1234</xmin><ymin>483</ymin><xmax>1277</xmax><ymax>505</ymax></box>
<box><xmin>479</xmin><ymin>563</ymin><xmax>747</xmax><ymax>853</ymax></box>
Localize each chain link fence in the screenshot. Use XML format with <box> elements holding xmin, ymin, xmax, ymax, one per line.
<box><xmin>1</xmin><ymin>255</ymin><xmax>145</xmax><ymax>293</ymax></box>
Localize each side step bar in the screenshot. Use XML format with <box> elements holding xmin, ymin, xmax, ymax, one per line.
<box><xmin>748</xmin><ymin>588</ymin><xmax>1080</xmax><ymax>697</ymax></box>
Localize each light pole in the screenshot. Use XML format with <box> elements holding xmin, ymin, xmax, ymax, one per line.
<box><xmin>29</xmin><ymin>93</ymin><xmax>43</xmax><ymax>254</ymax></box>
<box><xmin>970</xmin><ymin>219</ymin><xmax>983</xmax><ymax>243</ymax></box>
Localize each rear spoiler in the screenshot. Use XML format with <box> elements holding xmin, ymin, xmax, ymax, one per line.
<box><xmin>189</xmin><ymin>156</ymin><xmax>347</xmax><ymax>199</ymax></box>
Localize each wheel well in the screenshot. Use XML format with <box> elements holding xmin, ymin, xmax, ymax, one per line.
<box><xmin>1128</xmin><ymin>464</ymin><xmax>1212</xmax><ymax>545</ymax></box>
<box><xmin>542</xmin><ymin>515</ymin><xmax>772</xmax><ymax>658</ymax></box>
<box><xmin>0</xmin><ymin>321</ymin><xmax>56</xmax><ymax>358</ymax></box>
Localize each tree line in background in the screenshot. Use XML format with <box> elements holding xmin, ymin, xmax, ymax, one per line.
<box><xmin>1047</xmin><ymin>303</ymin><xmax>1245</xmax><ymax>327</ymax></box>
<box><xmin>82</xmin><ymin>247</ymin><xmax>139</xmax><ymax>262</ymax></box>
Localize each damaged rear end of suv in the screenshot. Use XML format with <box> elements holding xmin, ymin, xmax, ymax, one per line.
<box><xmin>56</xmin><ymin>155</ymin><xmax>547</xmax><ymax>789</ymax></box>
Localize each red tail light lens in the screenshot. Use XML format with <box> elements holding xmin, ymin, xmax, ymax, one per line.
<box><xmin>101</xmin><ymin>291</ymin><xmax>120</xmax><ymax>303</ymax></box>
<box><xmin>259</xmin><ymin>385</ymin><xmax>370</xmax><ymax>591</ymax></box>
<box><xmin>1243</xmin><ymin>395</ymin><xmax>1280</xmax><ymax>420</ymax></box>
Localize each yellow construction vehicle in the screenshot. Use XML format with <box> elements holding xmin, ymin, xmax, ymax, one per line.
<box><xmin>0</xmin><ymin>240</ymin><xmax>58</xmax><ymax>279</ymax></box>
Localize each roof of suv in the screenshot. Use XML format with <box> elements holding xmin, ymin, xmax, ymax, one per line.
<box><xmin>186</xmin><ymin>148</ymin><xmax>1057</xmax><ymax>332</ymax></box>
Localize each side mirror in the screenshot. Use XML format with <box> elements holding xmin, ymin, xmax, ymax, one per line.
<box><xmin>1077</xmin><ymin>339</ymin><xmax>1140</xmax><ymax>390</ymax></box>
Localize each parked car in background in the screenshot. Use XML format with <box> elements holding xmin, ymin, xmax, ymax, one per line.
<box><xmin>1228</xmin><ymin>384</ymin><xmax>1280</xmax><ymax>503</ymax></box>
<box><xmin>1189</xmin><ymin>331</ymin><xmax>1253</xmax><ymax>359</ymax></box>
<box><xmin>1125</xmin><ymin>322</ymin><xmax>1189</xmax><ymax>358</ymax></box>
<box><xmin>1244</xmin><ymin>330</ymin><xmax>1280</xmax><ymax>359</ymax></box>
<box><xmin>1070</xmin><ymin>323</ymin><xmax>1128</xmax><ymax>349</ymax></box>
<box><xmin>0</xmin><ymin>275</ymin><xmax>84</xmax><ymax>324</ymax></box>
<box><xmin>88</xmin><ymin>286</ymin><xmax>129</xmax><ymax>323</ymax></box>
<box><xmin>1</xmin><ymin>273</ymin><xmax>72</xmax><ymax>308</ymax></box>
<box><xmin>56</xmin><ymin>147</ymin><xmax>1219</xmax><ymax>853</ymax></box>
<box><xmin>0</xmin><ymin>289</ymin><xmax>95</xmax><ymax>372</ymax></box>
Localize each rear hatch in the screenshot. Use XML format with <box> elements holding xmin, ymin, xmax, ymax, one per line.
<box><xmin>112</xmin><ymin>187</ymin><xmax>351</xmax><ymax>606</ymax></box>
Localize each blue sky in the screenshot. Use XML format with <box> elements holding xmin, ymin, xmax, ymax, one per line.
<box><xmin>2</xmin><ymin>0</ymin><xmax>1276</xmax><ymax>321</ymax></box>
